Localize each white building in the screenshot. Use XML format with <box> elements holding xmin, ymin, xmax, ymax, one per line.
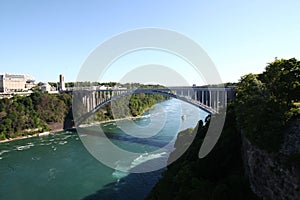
<box><xmin>0</xmin><ymin>73</ymin><xmax>35</xmax><ymax>92</ymax></box>
<box><xmin>41</xmin><ymin>83</ymin><xmax>58</xmax><ymax>94</ymax></box>
<box><xmin>41</xmin><ymin>83</ymin><xmax>51</xmax><ymax>93</ymax></box>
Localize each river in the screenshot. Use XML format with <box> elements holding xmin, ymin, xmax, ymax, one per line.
<box><xmin>0</xmin><ymin>99</ymin><xmax>207</xmax><ymax>200</ymax></box>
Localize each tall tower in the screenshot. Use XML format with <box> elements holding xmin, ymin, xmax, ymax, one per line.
<box><xmin>59</xmin><ymin>74</ymin><xmax>65</xmax><ymax>91</ymax></box>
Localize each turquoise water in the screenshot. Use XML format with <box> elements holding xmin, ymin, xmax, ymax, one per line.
<box><xmin>0</xmin><ymin>99</ymin><xmax>207</xmax><ymax>200</ymax></box>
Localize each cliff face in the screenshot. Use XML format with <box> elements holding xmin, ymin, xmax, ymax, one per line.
<box><xmin>242</xmin><ymin>117</ymin><xmax>300</xmax><ymax>199</ymax></box>
<box><xmin>147</xmin><ymin>108</ymin><xmax>300</xmax><ymax>199</ymax></box>
<box><xmin>146</xmin><ymin>108</ymin><xmax>257</xmax><ymax>200</ymax></box>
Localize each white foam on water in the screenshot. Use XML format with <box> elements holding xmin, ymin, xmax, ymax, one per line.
<box><xmin>58</xmin><ymin>141</ymin><xmax>67</xmax><ymax>145</ymax></box>
<box><xmin>61</xmin><ymin>135</ymin><xmax>72</xmax><ymax>140</ymax></box>
<box><xmin>0</xmin><ymin>150</ymin><xmax>10</xmax><ymax>156</ymax></box>
<box><xmin>130</xmin><ymin>152</ymin><xmax>167</xmax><ymax>169</ymax></box>
<box><xmin>51</xmin><ymin>145</ymin><xmax>57</xmax><ymax>151</ymax></box>
<box><xmin>112</xmin><ymin>161</ymin><xmax>130</xmax><ymax>181</ymax></box>
<box><xmin>15</xmin><ymin>143</ymin><xmax>34</xmax><ymax>151</ymax></box>
<box><xmin>142</xmin><ymin>114</ymin><xmax>151</xmax><ymax>118</ymax></box>
<box><xmin>39</xmin><ymin>142</ymin><xmax>52</xmax><ymax>146</ymax></box>
<box><xmin>111</xmin><ymin>151</ymin><xmax>168</xmax><ymax>178</ymax></box>
<box><xmin>112</xmin><ymin>170</ymin><xmax>129</xmax><ymax>180</ymax></box>
<box><xmin>31</xmin><ymin>157</ymin><xmax>41</xmax><ymax>161</ymax></box>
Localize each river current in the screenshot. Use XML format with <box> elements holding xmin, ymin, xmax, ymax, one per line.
<box><xmin>0</xmin><ymin>99</ymin><xmax>207</xmax><ymax>200</ymax></box>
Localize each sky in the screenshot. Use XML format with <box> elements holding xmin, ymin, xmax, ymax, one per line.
<box><xmin>0</xmin><ymin>0</ymin><xmax>300</xmax><ymax>85</ymax></box>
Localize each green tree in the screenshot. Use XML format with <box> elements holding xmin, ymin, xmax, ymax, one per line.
<box><xmin>261</xmin><ymin>58</ymin><xmax>300</xmax><ymax>104</ymax></box>
<box><xmin>235</xmin><ymin>58</ymin><xmax>300</xmax><ymax>152</ymax></box>
<box><xmin>235</xmin><ymin>74</ymin><xmax>267</xmax><ymax>137</ymax></box>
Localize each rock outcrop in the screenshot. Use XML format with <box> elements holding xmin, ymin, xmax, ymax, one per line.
<box><xmin>242</xmin><ymin>117</ymin><xmax>300</xmax><ymax>199</ymax></box>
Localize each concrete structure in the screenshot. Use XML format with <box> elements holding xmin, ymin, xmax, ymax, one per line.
<box><xmin>72</xmin><ymin>87</ymin><xmax>236</xmax><ymax>125</ymax></box>
<box><xmin>0</xmin><ymin>73</ymin><xmax>35</xmax><ymax>92</ymax></box>
<box><xmin>41</xmin><ymin>83</ymin><xmax>52</xmax><ymax>93</ymax></box>
<box><xmin>40</xmin><ymin>83</ymin><xmax>59</xmax><ymax>94</ymax></box>
<box><xmin>59</xmin><ymin>74</ymin><xmax>65</xmax><ymax>91</ymax></box>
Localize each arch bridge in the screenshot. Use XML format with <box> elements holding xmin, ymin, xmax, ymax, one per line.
<box><xmin>72</xmin><ymin>87</ymin><xmax>235</xmax><ymax>126</ymax></box>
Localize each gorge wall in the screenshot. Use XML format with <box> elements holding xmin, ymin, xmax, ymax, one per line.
<box><xmin>242</xmin><ymin>117</ymin><xmax>300</xmax><ymax>199</ymax></box>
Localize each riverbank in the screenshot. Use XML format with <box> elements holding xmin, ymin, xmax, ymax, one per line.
<box><xmin>78</xmin><ymin>115</ymin><xmax>146</xmax><ymax>128</ymax></box>
<box><xmin>0</xmin><ymin>127</ymin><xmax>65</xmax><ymax>144</ymax></box>
<box><xmin>0</xmin><ymin>115</ymin><xmax>147</xmax><ymax>144</ymax></box>
<box><xmin>0</xmin><ymin>131</ymin><xmax>53</xmax><ymax>144</ymax></box>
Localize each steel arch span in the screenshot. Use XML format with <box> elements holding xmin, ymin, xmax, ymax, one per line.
<box><xmin>72</xmin><ymin>87</ymin><xmax>233</xmax><ymax>126</ymax></box>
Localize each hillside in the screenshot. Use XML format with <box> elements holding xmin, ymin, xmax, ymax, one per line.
<box><xmin>147</xmin><ymin>58</ymin><xmax>300</xmax><ymax>199</ymax></box>
<box><xmin>0</xmin><ymin>91</ymin><xmax>167</xmax><ymax>140</ymax></box>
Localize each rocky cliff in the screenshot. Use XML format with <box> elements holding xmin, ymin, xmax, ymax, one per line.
<box><xmin>146</xmin><ymin>107</ymin><xmax>257</xmax><ymax>200</ymax></box>
<box><xmin>242</xmin><ymin>117</ymin><xmax>300</xmax><ymax>199</ymax></box>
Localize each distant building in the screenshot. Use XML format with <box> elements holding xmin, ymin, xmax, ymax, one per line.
<box><xmin>41</xmin><ymin>83</ymin><xmax>51</xmax><ymax>93</ymax></box>
<box><xmin>0</xmin><ymin>73</ymin><xmax>35</xmax><ymax>92</ymax></box>
<box><xmin>40</xmin><ymin>82</ymin><xmax>59</xmax><ymax>94</ymax></box>
<box><xmin>99</xmin><ymin>85</ymin><xmax>108</xmax><ymax>90</ymax></box>
<box><xmin>59</xmin><ymin>74</ymin><xmax>65</xmax><ymax>91</ymax></box>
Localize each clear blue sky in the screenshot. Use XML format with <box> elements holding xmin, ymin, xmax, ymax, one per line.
<box><xmin>0</xmin><ymin>0</ymin><xmax>300</xmax><ymax>85</ymax></box>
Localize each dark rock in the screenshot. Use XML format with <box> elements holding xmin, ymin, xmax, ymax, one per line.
<box><xmin>242</xmin><ymin>117</ymin><xmax>300</xmax><ymax>199</ymax></box>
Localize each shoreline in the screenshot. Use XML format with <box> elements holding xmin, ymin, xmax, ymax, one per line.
<box><xmin>0</xmin><ymin>129</ymin><xmax>63</xmax><ymax>144</ymax></box>
<box><xmin>0</xmin><ymin>115</ymin><xmax>146</xmax><ymax>144</ymax></box>
<box><xmin>0</xmin><ymin>100</ymin><xmax>160</xmax><ymax>144</ymax></box>
<box><xmin>78</xmin><ymin>115</ymin><xmax>145</xmax><ymax>128</ymax></box>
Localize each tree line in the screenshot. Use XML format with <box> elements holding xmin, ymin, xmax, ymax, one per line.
<box><xmin>0</xmin><ymin>93</ymin><xmax>72</xmax><ymax>140</ymax></box>
<box><xmin>235</xmin><ymin>58</ymin><xmax>300</xmax><ymax>151</ymax></box>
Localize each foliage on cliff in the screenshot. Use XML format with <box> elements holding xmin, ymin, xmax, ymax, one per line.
<box><xmin>0</xmin><ymin>91</ymin><xmax>166</xmax><ymax>140</ymax></box>
<box><xmin>94</xmin><ymin>93</ymin><xmax>167</xmax><ymax>121</ymax></box>
<box><xmin>0</xmin><ymin>92</ymin><xmax>72</xmax><ymax>139</ymax></box>
<box><xmin>147</xmin><ymin>105</ymin><xmax>257</xmax><ymax>200</ymax></box>
<box><xmin>235</xmin><ymin>58</ymin><xmax>300</xmax><ymax>152</ymax></box>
